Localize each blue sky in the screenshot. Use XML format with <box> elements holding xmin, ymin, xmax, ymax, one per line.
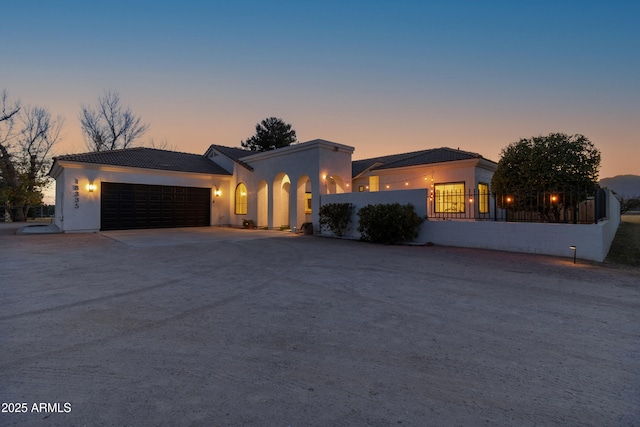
<box><xmin>2</xmin><ymin>0</ymin><xmax>638</xmax><ymax>181</ymax></box>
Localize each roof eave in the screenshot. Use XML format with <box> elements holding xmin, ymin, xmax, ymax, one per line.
<box><xmin>49</xmin><ymin>159</ymin><xmax>232</xmax><ymax>177</ymax></box>
<box><xmin>353</xmin><ymin>161</ymin><xmax>384</xmax><ymax>179</ymax></box>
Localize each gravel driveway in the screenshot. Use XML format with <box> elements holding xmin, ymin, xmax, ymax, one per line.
<box><xmin>1</xmin><ymin>224</ymin><xmax>638</xmax><ymax>426</ymax></box>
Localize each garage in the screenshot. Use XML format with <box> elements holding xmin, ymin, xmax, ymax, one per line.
<box><xmin>101</xmin><ymin>182</ymin><xmax>211</xmax><ymax>230</ymax></box>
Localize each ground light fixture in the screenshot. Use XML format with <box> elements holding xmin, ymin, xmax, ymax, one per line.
<box><xmin>569</xmin><ymin>245</ymin><xmax>577</xmax><ymax>264</ymax></box>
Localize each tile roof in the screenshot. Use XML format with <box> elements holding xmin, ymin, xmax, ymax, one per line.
<box><xmin>352</xmin><ymin>147</ymin><xmax>485</xmax><ymax>177</ymax></box>
<box><xmin>207</xmin><ymin>144</ymin><xmax>254</xmax><ymax>170</ymax></box>
<box><xmin>53</xmin><ymin>147</ymin><xmax>231</xmax><ymax>175</ymax></box>
<box><xmin>208</xmin><ymin>144</ymin><xmax>252</xmax><ymax>160</ymax></box>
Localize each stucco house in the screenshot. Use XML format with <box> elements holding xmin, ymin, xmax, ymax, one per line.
<box><xmin>48</xmin><ymin>138</ymin><xmax>621</xmax><ymax>262</ymax></box>
<box><xmin>49</xmin><ymin>139</ymin><xmax>495</xmax><ymax>233</ymax></box>
<box><xmin>352</xmin><ymin>147</ymin><xmax>497</xmax><ymax>218</ymax></box>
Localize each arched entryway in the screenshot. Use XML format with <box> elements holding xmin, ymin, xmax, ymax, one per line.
<box><xmin>273</xmin><ymin>173</ymin><xmax>291</xmax><ymax>229</ymax></box>
<box><xmin>326</xmin><ymin>175</ymin><xmax>346</xmax><ymax>194</ymax></box>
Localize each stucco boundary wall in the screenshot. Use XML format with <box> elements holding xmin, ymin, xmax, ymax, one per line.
<box><xmin>320</xmin><ymin>189</ymin><xmax>430</xmax><ymax>241</ymax></box>
<box><xmin>320</xmin><ymin>189</ymin><xmax>620</xmax><ymax>262</ymax></box>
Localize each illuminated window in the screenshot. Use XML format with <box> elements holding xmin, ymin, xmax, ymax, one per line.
<box><xmin>478</xmin><ymin>183</ymin><xmax>489</xmax><ymax>214</ymax></box>
<box><xmin>358</xmin><ymin>186</ymin><xmax>364</xmax><ymax>192</ymax></box>
<box><xmin>369</xmin><ymin>176</ymin><xmax>379</xmax><ymax>192</ymax></box>
<box><xmin>305</xmin><ymin>192</ymin><xmax>312</xmax><ymax>214</ymax></box>
<box><xmin>435</xmin><ymin>182</ymin><xmax>465</xmax><ymax>213</ymax></box>
<box><xmin>235</xmin><ymin>183</ymin><xmax>247</xmax><ymax>215</ymax></box>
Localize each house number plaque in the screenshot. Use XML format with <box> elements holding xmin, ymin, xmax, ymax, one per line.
<box><xmin>72</xmin><ymin>178</ymin><xmax>80</xmax><ymax>208</ymax></box>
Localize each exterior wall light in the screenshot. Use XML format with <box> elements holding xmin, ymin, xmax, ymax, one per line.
<box><xmin>551</xmin><ymin>195</ymin><xmax>558</xmax><ymax>203</ymax></box>
<box><xmin>214</xmin><ymin>189</ymin><xmax>221</xmax><ymax>197</ymax></box>
<box><xmin>569</xmin><ymin>245</ymin><xmax>577</xmax><ymax>264</ymax></box>
<box><xmin>87</xmin><ymin>183</ymin><xmax>96</xmax><ymax>192</ymax></box>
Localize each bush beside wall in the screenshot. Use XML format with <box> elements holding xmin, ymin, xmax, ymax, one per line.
<box><xmin>357</xmin><ymin>203</ymin><xmax>424</xmax><ymax>244</ymax></box>
<box><xmin>319</xmin><ymin>202</ymin><xmax>354</xmax><ymax>237</ymax></box>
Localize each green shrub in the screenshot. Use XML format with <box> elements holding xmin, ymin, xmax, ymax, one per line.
<box><xmin>319</xmin><ymin>203</ymin><xmax>354</xmax><ymax>237</ymax></box>
<box><xmin>357</xmin><ymin>203</ymin><xmax>424</xmax><ymax>244</ymax></box>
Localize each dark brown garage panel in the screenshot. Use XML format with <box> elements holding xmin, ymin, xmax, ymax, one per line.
<box><xmin>101</xmin><ymin>182</ymin><xmax>211</xmax><ymax>230</ymax></box>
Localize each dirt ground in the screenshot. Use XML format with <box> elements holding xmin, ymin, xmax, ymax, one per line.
<box><xmin>1</xmin><ymin>224</ymin><xmax>638</xmax><ymax>426</ymax></box>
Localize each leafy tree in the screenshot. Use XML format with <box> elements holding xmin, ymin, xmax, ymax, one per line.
<box><xmin>241</xmin><ymin>117</ymin><xmax>297</xmax><ymax>152</ymax></box>
<box><xmin>0</xmin><ymin>90</ymin><xmax>21</xmax><ymax>219</ymax></box>
<box><xmin>0</xmin><ymin>90</ymin><xmax>63</xmax><ymax>221</ymax></box>
<box><xmin>491</xmin><ymin>133</ymin><xmax>601</xmax><ymax>221</ymax></box>
<box><xmin>80</xmin><ymin>90</ymin><xmax>149</xmax><ymax>152</ymax></box>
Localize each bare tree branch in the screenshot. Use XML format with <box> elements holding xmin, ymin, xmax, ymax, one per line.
<box><xmin>19</xmin><ymin>105</ymin><xmax>64</xmax><ymax>191</ymax></box>
<box><xmin>146</xmin><ymin>138</ymin><xmax>176</xmax><ymax>151</ymax></box>
<box><xmin>0</xmin><ymin>89</ymin><xmax>21</xmax><ymax>123</ymax></box>
<box><xmin>80</xmin><ymin>90</ymin><xmax>149</xmax><ymax>151</ymax></box>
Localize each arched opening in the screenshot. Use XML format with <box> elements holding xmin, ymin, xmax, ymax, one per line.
<box><xmin>257</xmin><ymin>180</ymin><xmax>268</xmax><ymax>228</ymax></box>
<box><xmin>273</xmin><ymin>173</ymin><xmax>291</xmax><ymax>229</ymax></box>
<box><xmin>297</xmin><ymin>175</ymin><xmax>312</xmax><ymax>228</ymax></box>
<box><xmin>326</xmin><ymin>175</ymin><xmax>346</xmax><ymax>194</ymax></box>
<box><xmin>235</xmin><ymin>182</ymin><xmax>248</xmax><ymax>215</ymax></box>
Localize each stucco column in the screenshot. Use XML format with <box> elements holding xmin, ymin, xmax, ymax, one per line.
<box><xmin>267</xmin><ymin>182</ymin><xmax>274</xmax><ymax>230</ymax></box>
<box><xmin>289</xmin><ymin>186</ymin><xmax>298</xmax><ymax>230</ymax></box>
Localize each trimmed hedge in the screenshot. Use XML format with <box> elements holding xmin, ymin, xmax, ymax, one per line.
<box><xmin>357</xmin><ymin>203</ymin><xmax>424</xmax><ymax>244</ymax></box>
<box><xmin>319</xmin><ymin>202</ymin><xmax>354</xmax><ymax>237</ymax></box>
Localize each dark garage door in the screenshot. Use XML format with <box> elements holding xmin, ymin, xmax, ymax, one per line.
<box><xmin>101</xmin><ymin>182</ymin><xmax>211</xmax><ymax>230</ymax></box>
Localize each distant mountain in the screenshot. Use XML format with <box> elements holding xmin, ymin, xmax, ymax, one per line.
<box><xmin>600</xmin><ymin>175</ymin><xmax>640</xmax><ymax>198</ymax></box>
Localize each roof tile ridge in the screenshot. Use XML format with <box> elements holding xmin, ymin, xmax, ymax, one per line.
<box><xmin>136</xmin><ymin>147</ymin><xmax>212</xmax><ymax>157</ymax></box>
<box><xmin>355</xmin><ymin>147</ymin><xmax>438</xmax><ymax>164</ymax></box>
<box><xmin>439</xmin><ymin>146</ymin><xmax>482</xmax><ymax>158</ymax></box>
<box><xmin>55</xmin><ymin>146</ymin><xmax>145</xmax><ymax>159</ymax></box>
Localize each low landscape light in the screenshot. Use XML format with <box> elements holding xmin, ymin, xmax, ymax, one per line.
<box><xmin>569</xmin><ymin>245</ymin><xmax>577</xmax><ymax>264</ymax></box>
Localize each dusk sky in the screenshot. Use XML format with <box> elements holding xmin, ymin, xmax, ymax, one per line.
<box><xmin>3</xmin><ymin>1</ymin><xmax>639</xmax><ymax>183</ymax></box>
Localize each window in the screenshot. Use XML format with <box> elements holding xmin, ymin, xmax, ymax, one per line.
<box><xmin>434</xmin><ymin>182</ymin><xmax>465</xmax><ymax>213</ymax></box>
<box><xmin>305</xmin><ymin>192</ymin><xmax>312</xmax><ymax>214</ymax></box>
<box><xmin>478</xmin><ymin>183</ymin><xmax>489</xmax><ymax>214</ymax></box>
<box><xmin>235</xmin><ymin>183</ymin><xmax>247</xmax><ymax>215</ymax></box>
<box><xmin>369</xmin><ymin>176</ymin><xmax>379</xmax><ymax>192</ymax></box>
